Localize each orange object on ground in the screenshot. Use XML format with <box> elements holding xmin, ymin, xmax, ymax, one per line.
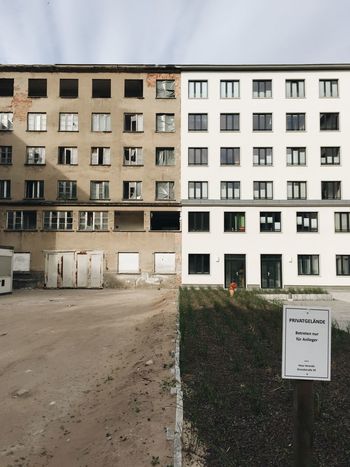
<box><xmin>229</xmin><ymin>281</ymin><xmax>237</xmax><ymax>297</ymax></box>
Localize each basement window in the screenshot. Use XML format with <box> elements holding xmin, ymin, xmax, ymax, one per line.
<box><xmin>60</xmin><ymin>79</ymin><xmax>78</xmax><ymax>98</ymax></box>
<box><xmin>0</xmin><ymin>78</ymin><xmax>14</xmax><ymax>96</ymax></box>
<box><xmin>115</xmin><ymin>211</ymin><xmax>144</xmax><ymax>231</ymax></box>
<box><xmin>92</xmin><ymin>79</ymin><xmax>111</xmax><ymax>98</ymax></box>
<box><xmin>124</xmin><ymin>79</ymin><xmax>143</xmax><ymax>98</ymax></box>
<box><xmin>150</xmin><ymin>211</ymin><xmax>180</xmax><ymax>231</ymax></box>
<box><xmin>28</xmin><ymin>79</ymin><xmax>47</xmax><ymax>97</ymax></box>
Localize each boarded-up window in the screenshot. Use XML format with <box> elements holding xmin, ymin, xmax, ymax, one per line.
<box><xmin>154</xmin><ymin>253</ymin><xmax>175</xmax><ymax>274</ymax></box>
<box><xmin>13</xmin><ymin>253</ymin><xmax>30</xmax><ymax>272</ymax></box>
<box><xmin>118</xmin><ymin>253</ymin><xmax>139</xmax><ymax>273</ymax></box>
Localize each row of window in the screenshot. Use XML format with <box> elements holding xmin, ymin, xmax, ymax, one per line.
<box><xmin>188</xmin><ymin>146</ymin><xmax>341</xmax><ymax>166</ymax></box>
<box><xmin>0</xmin><ymin>112</ymin><xmax>176</xmax><ymax>133</ymax></box>
<box><xmin>0</xmin><ymin>78</ymin><xmax>176</xmax><ymax>99</ymax></box>
<box><xmin>187</xmin><ymin>112</ymin><xmax>339</xmax><ymax>131</ymax></box>
<box><xmin>188</xmin><ymin>211</ymin><xmax>350</xmax><ymax>233</ymax></box>
<box><xmin>187</xmin><ymin>181</ymin><xmax>342</xmax><ymax>200</ymax></box>
<box><xmin>0</xmin><ymin>146</ymin><xmax>176</xmax><ymax>166</ymax></box>
<box><xmin>0</xmin><ymin>180</ymin><xmax>175</xmax><ymax>201</ymax></box>
<box><xmin>188</xmin><ymin>254</ymin><xmax>350</xmax><ymax>276</ymax></box>
<box><xmin>188</xmin><ymin>79</ymin><xmax>339</xmax><ymax>99</ymax></box>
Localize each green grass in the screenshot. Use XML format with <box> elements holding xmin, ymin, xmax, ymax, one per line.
<box><xmin>180</xmin><ymin>288</ymin><xmax>350</xmax><ymax>466</ymax></box>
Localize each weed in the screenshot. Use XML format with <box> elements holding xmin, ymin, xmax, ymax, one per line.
<box><xmin>150</xmin><ymin>455</ymin><xmax>160</xmax><ymax>465</ymax></box>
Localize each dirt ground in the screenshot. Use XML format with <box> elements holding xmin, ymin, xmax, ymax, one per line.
<box><xmin>0</xmin><ymin>288</ymin><xmax>178</xmax><ymax>467</ymax></box>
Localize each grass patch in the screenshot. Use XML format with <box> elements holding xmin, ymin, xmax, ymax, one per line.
<box><xmin>180</xmin><ymin>288</ymin><xmax>350</xmax><ymax>466</ymax></box>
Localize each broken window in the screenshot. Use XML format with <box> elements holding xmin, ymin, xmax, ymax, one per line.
<box><xmin>0</xmin><ymin>78</ymin><xmax>14</xmax><ymax>96</ymax></box>
<box><xmin>57</xmin><ymin>180</ymin><xmax>77</xmax><ymax>200</ymax></box>
<box><xmin>124</xmin><ymin>113</ymin><xmax>143</xmax><ymax>132</ymax></box>
<box><xmin>25</xmin><ymin>180</ymin><xmax>44</xmax><ymax>199</ymax></box>
<box><xmin>90</xmin><ymin>181</ymin><xmax>109</xmax><ymax>200</ymax></box>
<box><xmin>92</xmin><ymin>113</ymin><xmax>111</xmax><ymax>131</ymax></box>
<box><xmin>150</xmin><ymin>211</ymin><xmax>180</xmax><ymax>231</ymax></box>
<box><xmin>43</xmin><ymin>211</ymin><xmax>73</xmax><ymax>230</ymax></box>
<box><xmin>123</xmin><ymin>181</ymin><xmax>142</xmax><ymax>200</ymax></box>
<box><xmin>59</xmin><ymin>113</ymin><xmax>78</xmax><ymax>131</ymax></box>
<box><xmin>156</xmin><ymin>114</ymin><xmax>175</xmax><ymax>132</ymax></box>
<box><xmin>60</xmin><ymin>79</ymin><xmax>79</xmax><ymax>98</ymax></box>
<box><xmin>156</xmin><ymin>147</ymin><xmax>175</xmax><ymax>166</ymax></box>
<box><xmin>91</xmin><ymin>147</ymin><xmax>111</xmax><ymax>165</ymax></box>
<box><xmin>27</xmin><ymin>113</ymin><xmax>47</xmax><ymax>131</ymax></box>
<box><xmin>156</xmin><ymin>80</ymin><xmax>175</xmax><ymax>98</ymax></box>
<box><xmin>124</xmin><ymin>79</ymin><xmax>143</xmax><ymax>98</ymax></box>
<box><xmin>0</xmin><ymin>146</ymin><xmax>12</xmax><ymax>165</ymax></box>
<box><xmin>124</xmin><ymin>147</ymin><xmax>143</xmax><ymax>165</ymax></box>
<box><xmin>58</xmin><ymin>147</ymin><xmax>78</xmax><ymax>165</ymax></box>
<box><xmin>26</xmin><ymin>147</ymin><xmax>45</xmax><ymax>165</ymax></box>
<box><xmin>92</xmin><ymin>79</ymin><xmax>111</xmax><ymax>98</ymax></box>
<box><xmin>79</xmin><ymin>211</ymin><xmax>108</xmax><ymax>231</ymax></box>
<box><xmin>28</xmin><ymin>79</ymin><xmax>47</xmax><ymax>97</ymax></box>
<box><xmin>7</xmin><ymin>211</ymin><xmax>37</xmax><ymax>230</ymax></box>
<box><xmin>115</xmin><ymin>211</ymin><xmax>144</xmax><ymax>231</ymax></box>
<box><xmin>156</xmin><ymin>181</ymin><xmax>175</xmax><ymax>200</ymax></box>
<box><xmin>0</xmin><ymin>112</ymin><xmax>13</xmax><ymax>131</ymax></box>
<box><xmin>0</xmin><ymin>180</ymin><xmax>11</xmax><ymax>199</ymax></box>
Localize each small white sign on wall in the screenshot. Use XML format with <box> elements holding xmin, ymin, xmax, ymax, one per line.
<box><xmin>282</xmin><ymin>306</ymin><xmax>331</xmax><ymax>381</ymax></box>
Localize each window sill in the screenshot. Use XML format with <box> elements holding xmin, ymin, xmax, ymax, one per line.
<box><xmin>78</xmin><ymin>229</ymin><xmax>109</xmax><ymax>232</ymax></box>
<box><xmin>23</xmin><ymin>198</ymin><xmax>45</xmax><ymax>201</ymax></box>
<box><xmin>58</xmin><ymin>130</ymin><xmax>79</xmax><ymax>132</ymax></box>
<box><xmin>4</xmin><ymin>229</ymin><xmax>38</xmax><ymax>232</ymax></box>
<box><xmin>123</xmin><ymin>164</ymin><xmax>144</xmax><ymax>167</ymax></box>
<box><xmin>91</xmin><ymin>130</ymin><xmax>112</xmax><ymax>133</ymax></box>
<box><xmin>90</xmin><ymin>164</ymin><xmax>111</xmax><ymax>167</ymax></box>
<box><xmin>156</xmin><ymin>96</ymin><xmax>176</xmax><ymax>100</ymax></box>
<box><xmin>25</xmin><ymin>163</ymin><xmax>46</xmax><ymax>166</ymax></box>
<box><xmin>0</xmin><ymin>129</ymin><xmax>13</xmax><ymax>132</ymax></box>
<box><xmin>42</xmin><ymin>229</ymin><xmax>73</xmax><ymax>232</ymax></box>
<box><xmin>58</xmin><ymin>163</ymin><xmax>79</xmax><ymax>166</ymax></box>
<box><xmin>0</xmin><ymin>163</ymin><xmax>12</xmax><ymax>166</ymax></box>
<box><xmin>124</xmin><ymin>96</ymin><xmax>144</xmax><ymax>99</ymax></box>
<box><xmin>114</xmin><ymin>229</ymin><xmax>146</xmax><ymax>232</ymax></box>
<box><xmin>90</xmin><ymin>198</ymin><xmax>111</xmax><ymax>201</ymax></box>
<box><xmin>60</xmin><ymin>96</ymin><xmax>79</xmax><ymax>99</ymax></box>
<box><xmin>122</xmin><ymin>198</ymin><xmax>143</xmax><ymax>201</ymax></box>
<box><xmin>150</xmin><ymin>229</ymin><xmax>181</xmax><ymax>232</ymax></box>
<box><xmin>26</xmin><ymin>130</ymin><xmax>47</xmax><ymax>133</ymax></box>
<box><xmin>123</xmin><ymin>131</ymin><xmax>144</xmax><ymax>134</ymax></box>
<box><xmin>155</xmin><ymin>199</ymin><xmax>176</xmax><ymax>202</ymax></box>
<box><xmin>28</xmin><ymin>95</ymin><xmax>47</xmax><ymax>98</ymax></box>
<box><xmin>57</xmin><ymin>198</ymin><xmax>78</xmax><ymax>201</ymax></box>
<box><xmin>155</xmin><ymin>131</ymin><xmax>176</xmax><ymax>134</ymax></box>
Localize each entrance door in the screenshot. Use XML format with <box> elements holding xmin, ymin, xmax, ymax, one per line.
<box><xmin>261</xmin><ymin>254</ymin><xmax>282</xmax><ymax>289</ymax></box>
<box><xmin>224</xmin><ymin>254</ymin><xmax>246</xmax><ymax>288</ymax></box>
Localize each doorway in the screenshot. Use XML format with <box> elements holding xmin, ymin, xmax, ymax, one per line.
<box><xmin>224</xmin><ymin>254</ymin><xmax>246</xmax><ymax>288</ymax></box>
<box><xmin>260</xmin><ymin>254</ymin><xmax>282</xmax><ymax>289</ymax></box>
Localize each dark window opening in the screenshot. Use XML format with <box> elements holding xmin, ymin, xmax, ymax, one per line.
<box><xmin>92</xmin><ymin>79</ymin><xmax>111</xmax><ymax>98</ymax></box>
<box><xmin>28</xmin><ymin>79</ymin><xmax>47</xmax><ymax>97</ymax></box>
<box><xmin>124</xmin><ymin>79</ymin><xmax>143</xmax><ymax>98</ymax></box>
<box><xmin>189</xmin><ymin>254</ymin><xmax>210</xmax><ymax>274</ymax></box>
<box><xmin>115</xmin><ymin>211</ymin><xmax>144</xmax><ymax>231</ymax></box>
<box><xmin>60</xmin><ymin>79</ymin><xmax>78</xmax><ymax>98</ymax></box>
<box><xmin>150</xmin><ymin>211</ymin><xmax>180</xmax><ymax>231</ymax></box>
<box><xmin>188</xmin><ymin>212</ymin><xmax>209</xmax><ymax>232</ymax></box>
<box><xmin>0</xmin><ymin>79</ymin><xmax>14</xmax><ymax>97</ymax></box>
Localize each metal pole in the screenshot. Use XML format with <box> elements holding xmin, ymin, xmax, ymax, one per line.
<box><xmin>294</xmin><ymin>380</ymin><xmax>314</xmax><ymax>467</ymax></box>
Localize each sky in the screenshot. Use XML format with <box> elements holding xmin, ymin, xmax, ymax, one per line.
<box><xmin>0</xmin><ymin>0</ymin><xmax>349</xmax><ymax>65</ymax></box>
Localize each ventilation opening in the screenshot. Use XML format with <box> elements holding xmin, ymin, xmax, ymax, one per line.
<box><xmin>92</xmin><ymin>79</ymin><xmax>111</xmax><ymax>98</ymax></box>
<box><xmin>0</xmin><ymin>79</ymin><xmax>14</xmax><ymax>97</ymax></box>
<box><xmin>60</xmin><ymin>79</ymin><xmax>79</xmax><ymax>98</ymax></box>
<box><xmin>150</xmin><ymin>211</ymin><xmax>180</xmax><ymax>231</ymax></box>
<box><xmin>115</xmin><ymin>211</ymin><xmax>144</xmax><ymax>231</ymax></box>
<box><xmin>124</xmin><ymin>79</ymin><xmax>143</xmax><ymax>98</ymax></box>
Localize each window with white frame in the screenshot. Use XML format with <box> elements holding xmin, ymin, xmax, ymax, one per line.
<box><xmin>123</xmin><ymin>147</ymin><xmax>143</xmax><ymax>165</ymax></box>
<box><xmin>123</xmin><ymin>181</ymin><xmax>142</xmax><ymax>200</ymax></box>
<box><xmin>335</xmin><ymin>212</ymin><xmax>350</xmax><ymax>232</ymax></box>
<box><xmin>27</xmin><ymin>113</ymin><xmax>47</xmax><ymax>131</ymax></box>
<box><xmin>156</xmin><ymin>181</ymin><xmax>175</xmax><ymax>200</ymax></box>
<box><xmin>221</xmin><ymin>181</ymin><xmax>240</xmax><ymax>200</ymax></box>
<box><xmin>0</xmin><ymin>112</ymin><xmax>13</xmax><ymax>131</ymax></box>
<box><xmin>59</xmin><ymin>113</ymin><xmax>78</xmax><ymax>131</ymax></box>
<box><xmin>25</xmin><ymin>180</ymin><xmax>44</xmax><ymax>199</ymax></box>
<box><xmin>188</xmin><ymin>147</ymin><xmax>208</xmax><ymax>165</ymax></box>
<box><xmin>287</xmin><ymin>181</ymin><xmax>307</xmax><ymax>199</ymax></box>
<box><xmin>253</xmin><ymin>181</ymin><xmax>273</xmax><ymax>200</ymax></box>
<box><xmin>296</xmin><ymin>212</ymin><xmax>318</xmax><ymax>232</ymax></box>
<box><xmin>91</xmin><ymin>147</ymin><xmax>111</xmax><ymax>165</ymax></box>
<box><xmin>336</xmin><ymin>255</ymin><xmax>350</xmax><ymax>275</ymax></box>
<box><xmin>319</xmin><ymin>79</ymin><xmax>338</xmax><ymax>98</ymax></box>
<box><xmin>156</xmin><ymin>114</ymin><xmax>175</xmax><ymax>132</ymax></box>
<box><xmin>91</xmin><ymin>113</ymin><xmax>111</xmax><ymax>132</ymax></box>
<box><xmin>156</xmin><ymin>147</ymin><xmax>175</xmax><ymax>166</ymax></box>
<box><xmin>0</xmin><ymin>146</ymin><xmax>12</xmax><ymax>164</ymax></box>
<box><xmin>43</xmin><ymin>211</ymin><xmax>73</xmax><ymax>230</ymax></box>
<box><xmin>154</xmin><ymin>253</ymin><xmax>176</xmax><ymax>274</ymax></box>
<box><xmin>7</xmin><ymin>211</ymin><xmax>37</xmax><ymax>230</ymax></box>
<box><xmin>156</xmin><ymin>80</ymin><xmax>175</xmax><ymax>98</ymax></box>
<box><xmin>298</xmin><ymin>255</ymin><xmax>319</xmax><ymax>275</ymax></box>
<box><xmin>188</xmin><ymin>80</ymin><xmax>208</xmax><ymax>99</ymax></box>
<box><xmin>260</xmin><ymin>212</ymin><xmax>281</xmax><ymax>232</ymax></box>
<box><xmin>188</xmin><ymin>181</ymin><xmax>208</xmax><ymax>199</ymax></box>
<box><xmin>220</xmin><ymin>80</ymin><xmax>239</xmax><ymax>98</ymax></box>
<box><xmin>286</xmin><ymin>80</ymin><xmax>305</xmax><ymax>98</ymax></box>
<box><xmin>58</xmin><ymin>147</ymin><xmax>78</xmax><ymax>165</ymax></box>
<box><xmin>118</xmin><ymin>252</ymin><xmax>139</xmax><ymax>273</ymax></box>
<box><xmin>287</xmin><ymin>147</ymin><xmax>306</xmax><ymax>166</ymax></box>
<box><xmin>79</xmin><ymin>211</ymin><xmax>108</xmax><ymax>231</ymax></box>
<box><xmin>124</xmin><ymin>113</ymin><xmax>143</xmax><ymax>132</ymax></box>
<box><xmin>253</xmin><ymin>147</ymin><xmax>272</xmax><ymax>166</ymax></box>
<box><xmin>90</xmin><ymin>181</ymin><xmax>109</xmax><ymax>200</ymax></box>
<box><xmin>253</xmin><ymin>80</ymin><xmax>272</xmax><ymax>98</ymax></box>
<box><xmin>0</xmin><ymin>180</ymin><xmax>11</xmax><ymax>199</ymax></box>
<box><xmin>26</xmin><ymin>147</ymin><xmax>45</xmax><ymax>165</ymax></box>
<box><xmin>321</xmin><ymin>147</ymin><xmax>340</xmax><ymax>165</ymax></box>
<box><xmin>57</xmin><ymin>180</ymin><xmax>77</xmax><ymax>200</ymax></box>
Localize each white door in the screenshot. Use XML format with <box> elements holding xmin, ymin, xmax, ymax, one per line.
<box><xmin>89</xmin><ymin>253</ymin><xmax>103</xmax><ymax>288</ymax></box>
<box><xmin>61</xmin><ymin>252</ymin><xmax>75</xmax><ymax>288</ymax></box>
<box><xmin>76</xmin><ymin>253</ymin><xmax>88</xmax><ymax>288</ymax></box>
<box><xmin>45</xmin><ymin>253</ymin><xmax>60</xmax><ymax>288</ymax></box>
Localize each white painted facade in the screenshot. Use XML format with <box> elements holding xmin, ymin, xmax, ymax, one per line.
<box><xmin>181</xmin><ymin>67</ymin><xmax>350</xmax><ymax>288</ymax></box>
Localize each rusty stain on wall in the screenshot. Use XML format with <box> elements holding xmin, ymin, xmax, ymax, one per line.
<box><xmin>11</xmin><ymin>91</ymin><xmax>32</xmax><ymax>121</ymax></box>
<box><xmin>146</xmin><ymin>73</ymin><xmax>180</xmax><ymax>91</ymax></box>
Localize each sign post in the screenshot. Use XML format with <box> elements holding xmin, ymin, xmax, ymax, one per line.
<box><xmin>282</xmin><ymin>306</ymin><xmax>331</xmax><ymax>466</ymax></box>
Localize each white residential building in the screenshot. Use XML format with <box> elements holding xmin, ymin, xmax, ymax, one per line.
<box><xmin>181</xmin><ymin>65</ymin><xmax>350</xmax><ymax>288</ymax></box>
